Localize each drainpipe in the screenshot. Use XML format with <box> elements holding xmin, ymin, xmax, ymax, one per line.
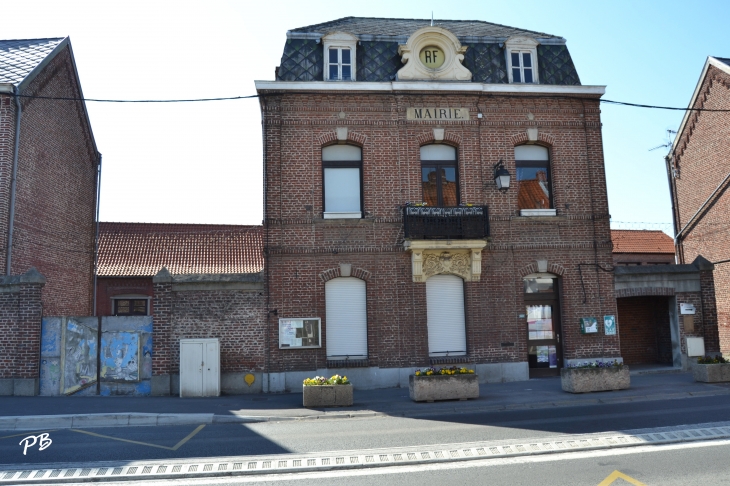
<box><xmin>6</xmin><ymin>86</ymin><xmax>22</xmax><ymax>275</ymax></box>
<box><xmin>92</xmin><ymin>154</ymin><xmax>102</xmax><ymax>316</ymax></box>
<box><xmin>665</xmin><ymin>154</ymin><xmax>681</xmax><ymax>263</ymax></box>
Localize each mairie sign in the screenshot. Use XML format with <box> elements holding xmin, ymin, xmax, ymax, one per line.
<box><xmin>406</xmin><ymin>107</ymin><xmax>470</xmax><ymax>121</ymax></box>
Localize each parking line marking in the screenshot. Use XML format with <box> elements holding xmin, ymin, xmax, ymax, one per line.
<box><xmin>597</xmin><ymin>470</ymin><xmax>647</xmax><ymax>486</ymax></box>
<box><xmin>70</xmin><ymin>424</ymin><xmax>206</xmax><ymax>451</ymax></box>
<box><xmin>0</xmin><ymin>430</ymin><xmax>56</xmax><ymax>441</ymax></box>
<box><xmin>171</xmin><ymin>424</ymin><xmax>206</xmax><ymax>450</ymax></box>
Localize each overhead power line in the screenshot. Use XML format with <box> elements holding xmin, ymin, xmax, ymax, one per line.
<box><xmin>6</xmin><ymin>91</ymin><xmax>730</xmax><ymax>112</ymax></box>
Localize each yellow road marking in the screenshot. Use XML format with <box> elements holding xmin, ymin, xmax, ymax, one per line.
<box><xmin>598</xmin><ymin>470</ymin><xmax>647</xmax><ymax>486</ymax></box>
<box><xmin>0</xmin><ymin>430</ymin><xmax>56</xmax><ymax>440</ymax></box>
<box><xmin>70</xmin><ymin>424</ymin><xmax>206</xmax><ymax>451</ymax></box>
<box><xmin>171</xmin><ymin>424</ymin><xmax>207</xmax><ymax>451</ymax></box>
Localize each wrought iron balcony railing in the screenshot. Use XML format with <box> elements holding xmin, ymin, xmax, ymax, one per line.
<box><xmin>403</xmin><ymin>206</ymin><xmax>489</xmax><ymax>239</ymax></box>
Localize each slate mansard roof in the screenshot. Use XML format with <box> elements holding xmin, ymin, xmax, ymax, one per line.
<box><xmin>277</xmin><ymin>17</ymin><xmax>580</xmax><ymax>85</ymax></box>
<box><xmin>97</xmin><ymin>223</ymin><xmax>264</xmax><ymax>277</ymax></box>
<box><xmin>0</xmin><ymin>38</ymin><xmax>65</xmax><ymax>87</ymax></box>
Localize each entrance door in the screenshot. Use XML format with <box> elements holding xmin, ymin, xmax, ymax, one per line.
<box><xmin>524</xmin><ymin>277</ymin><xmax>562</xmax><ymax>377</ymax></box>
<box><xmin>180</xmin><ymin>339</ymin><xmax>220</xmax><ymax>397</ymax></box>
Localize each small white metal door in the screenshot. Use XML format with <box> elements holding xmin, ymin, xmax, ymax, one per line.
<box><xmin>180</xmin><ymin>338</ymin><xmax>220</xmax><ymax>397</ymax></box>
<box><xmin>203</xmin><ymin>340</ymin><xmax>220</xmax><ymax>396</ymax></box>
<box><xmin>180</xmin><ymin>342</ymin><xmax>204</xmax><ymax>397</ymax></box>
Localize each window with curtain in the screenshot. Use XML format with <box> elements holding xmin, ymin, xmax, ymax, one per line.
<box><xmin>322</xmin><ymin>145</ymin><xmax>362</xmax><ymax>218</ymax></box>
<box><xmin>420</xmin><ymin>144</ymin><xmax>458</xmax><ymax>207</ymax></box>
<box><xmin>515</xmin><ymin>145</ymin><xmax>552</xmax><ymax>210</ymax></box>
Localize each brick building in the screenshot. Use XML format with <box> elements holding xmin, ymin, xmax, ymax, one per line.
<box><xmin>256</xmin><ymin>17</ymin><xmax>619</xmax><ymax>391</ymax></box>
<box><xmin>96</xmin><ymin>222</ymin><xmax>263</xmax><ymax>316</ymax></box>
<box><xmin>611</xmin><ymin>230</ymin><xmax>675</xmax><ymax>267</ymax></box>
<box><xmin>0</xmin><ymin>38</ymin><xmax>99</xmax><ymax>395</ymax></box>
<box><xmin>667</xmin><ymin>56</ymin><xmax>730</xmax><ymax>355</ymax></box>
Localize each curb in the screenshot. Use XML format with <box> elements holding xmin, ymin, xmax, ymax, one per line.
<box><xmin>1</xmin><ymin>387</ymin><xmax>728</xmax><ymax>431</ymax></box>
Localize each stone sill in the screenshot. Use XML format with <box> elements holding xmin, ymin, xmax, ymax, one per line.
<box><xmin>313</xmin><ymin>217</ymin><xmax>375</xmax><ymax>225</ymax></box>
<box><xmin>514</xmin><ymin>215</ymin><xmax>567</xmax><ymax>222</ymax></box>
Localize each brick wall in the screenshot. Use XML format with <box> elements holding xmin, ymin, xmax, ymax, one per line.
<box><xmin>6</xmin><ymin>46</ymin><xmax>98</xmax><ymax>316</ymax></box>
<box><xmin>672</xmin><ymin>63</ymin><xmax>730</xmax><ymax>354</ymax></box>
<box><xmin>96</xmin><ymin>277</ymin><xmax>154</xmax><ymax>316</ymax></box>
<box><xmin>617</xmin><ymin>296</ymin><xmax>672</xmax><ymax>365</ymax></box>
<box><xmin>152</xmin><ymin>281</ymin><xmax>266</xmax><ymax>376</ymax></box>
<box><xmin>0</xmin><ymin>272</ymin><xmax>44</xmax><ymax>382</ymax></box>
<box><xmin>260</xmin><ymin>90</ymin><xmax>618</xmax><ymax>371</ymax></box>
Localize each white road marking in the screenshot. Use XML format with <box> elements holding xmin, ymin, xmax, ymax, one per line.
<box><xmin>61</xmin><ymin>439</ymin><xmax>730</xmax><ymax>485</ymax></box>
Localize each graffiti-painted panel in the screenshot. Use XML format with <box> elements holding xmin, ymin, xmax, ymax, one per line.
<box><xmin>40</xmin><ymin>317</ymin><xmax>62</xmax><ymax>356</ymax></box>
<box><xmin>39</xmin><ymin>358</ymin><xmax>61</xmax><ymax>396</ymax></box>
<box><xmin>62</xmin><ymin>319</ymin><xmax>98</xmax><ymax>395</ymax></box>
<box><xmin>100</xmin><ymin>332</ymin><xmax>140</xmax><ymax>382</ymax></box>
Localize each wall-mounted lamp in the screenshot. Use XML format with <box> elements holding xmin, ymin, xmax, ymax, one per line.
<box><xmin>493</xmin><ymin>159</ymin><xmax>511</xmax><ymax>192</ymax></box>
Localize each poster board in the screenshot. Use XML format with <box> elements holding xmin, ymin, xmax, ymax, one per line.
<box><xmin>604</xmin><ymin>315</ymin><xmax>617</xmax><ymax>336</ymax></box>
<box><xmin>279</xmin><ymin>318</ymin><xmax>321</xmax><ymax>349</ymax></box>
<box><xmin>580</xmin><ymin>317</ymin><xmax>598</xmax><ymax>334</ymax></box>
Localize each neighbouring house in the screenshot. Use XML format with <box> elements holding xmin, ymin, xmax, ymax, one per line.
<box><xmin>251</xmin><ymin>16</ymin><xmax>619</xmax><ymax>392</ymax></box>
<box><xmin>96</xmin><ymin>222</ymin><xmax>266</xmax><ymax>395</ymax></box>
<box><xmin>666</xmin><ymin>56</ymin><xmax>730</xmax><ymax>356</ymax></box>
<box><xmin>610</xmin><ymin>229</ymin><xmax>717</xmax><ymax>368</ymax></box>
<box><xmin>0</xmin><ymin>38</ymin><xmax>99</xmax><ymax>396</ymax></box>
<box><xmin>96</xmin><ymin>222</ymin><xmax>264</xmax><ymax>316</ymax></box>
<box><xmin>611</xmin><ymin>230</ymin><xmax>675</xmax><ymax>266</ymax></box>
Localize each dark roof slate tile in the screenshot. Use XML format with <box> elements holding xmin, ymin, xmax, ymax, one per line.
<box><xmin>0</xmin><ymin>38</ymin><xmax>64</xmax><ymax>86</ymax></box>
<box><xmin>289</xmin><ymin>17</ymin><xmax>560</xmax><ymax>39</ymax></box>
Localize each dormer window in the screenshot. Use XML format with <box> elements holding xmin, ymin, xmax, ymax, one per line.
<box><xmin>328</xmin><ymin>47</ymin><xmax>352</xmax><ymax>80</ymax></box>
<box><xmin>505</xmin><ymin>36</ymin><xmax>539</xmax><ymax>84</ymax></box>
<box><xmin>322</xmin><ymin>32</ymin><xmax>358</xmax><ymax>81</ymax></box>
<box><xmin>511</xmin><ymin>51</ymin><xmax>534</xmax><ymax>83</ymax></box>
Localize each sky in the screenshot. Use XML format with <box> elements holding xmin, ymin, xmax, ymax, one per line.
<box><xmin>4</xmin><ymin>0</ymin><xmax>728</xmax><ymax>234</ymax></box>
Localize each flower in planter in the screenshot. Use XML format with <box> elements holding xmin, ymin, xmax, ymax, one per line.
<box><xmin>697</xmin><ymin>356</ymin><xmax>728</xmax><ymax>364</ymax></box>
<box><xmin>566</xmin><ymin>360</ymin><xmax>623</xmax><ymax>369</ymax></box>
<box><xmin>303</xmin><ymin>374</ymin><xmax>351</xmax><ymax>386</ymax></box>
<box><xmin>415</xmin><ymin>366</ymin><xmax>475</xmax><ymax>376</ymax></box>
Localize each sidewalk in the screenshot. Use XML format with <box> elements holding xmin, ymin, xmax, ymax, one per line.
<box><xmin>1</xmin><ymin>372</ymin><xmax>728</xmax><ymax>431</ymax></box>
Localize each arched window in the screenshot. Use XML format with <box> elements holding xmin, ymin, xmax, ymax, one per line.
<box><xmin>426</xmin><ymin>274</ymin><xmax>466</xmax><ymax>357</ymax></box>
<box><xmin>322</xmin><ymin>145</ymin><xmax>362</xmax><ymax>219</ymax></box>
<box><xmin>515</xmin><ymin>145</ymin><xmax>552</xmax><ymax>212</ymax></box>
<box><xmin>325</xmin><ymin>277</ymin><xmax>368</xmax><ymax>359</ymax></box>
<box><xmin>421</xmin><ymin>144</ymin><xmax>458</xmax><ymax>207</ymax></box>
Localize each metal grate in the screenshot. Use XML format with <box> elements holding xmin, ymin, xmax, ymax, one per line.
<box><xmin>403</xmin><ymin>206</ymin><xmax>489</xmax><ymax>239</ymax></box>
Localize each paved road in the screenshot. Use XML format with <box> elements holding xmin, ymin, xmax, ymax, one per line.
<box><xmin>4</xmin><ymin>394</ymin><xmax>730</xmax><ymax>466</ymax></box>
<box><xmin>142</xmin><ymin>440</ymin><xmax>729</xmax><ymax>486</ymax></box>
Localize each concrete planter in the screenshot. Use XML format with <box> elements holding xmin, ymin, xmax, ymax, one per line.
<box><xmin>561</xmin><ymin>367</ymin><xmax>630</xmax><ymax>393</ymax></box>
<box><xmin>693</xmin><ymin>363</ymin><xmax>730</xmax><ymax>383</ymax></box>
<box><xmin>302</xmin><ymin>385</ymin><xmax>353</xmax><ymax>407</ymax></box>
<box><xmin>409</xmin><ymin>374</ymin><xmax>479</xmax><ymax>402</ymax></box>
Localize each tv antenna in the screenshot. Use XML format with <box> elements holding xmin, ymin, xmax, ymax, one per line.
<box><xmin>649</xmin><ymin>129</ymin><xmax>677</xmax><ymax>151</ymax></box>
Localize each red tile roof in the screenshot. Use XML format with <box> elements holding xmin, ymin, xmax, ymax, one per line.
<box><xmin>98</xmin><ymin>223</ymin><xmax>263</xmax><ymax>277</ymax></box>
<box><xmin>611</xmin><ymin>230</ymin><xmax>675</xmax><ymax>254</ymax></box>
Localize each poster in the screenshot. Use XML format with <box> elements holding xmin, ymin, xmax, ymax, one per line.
<box><xmin>580</xmin><ymin>317</ymin><xmax>598</xmax><ymax>334</ymax></box>
<box><xmin>279</xmin><ymin>318</ymin><xmax>321</xmax><ymax>349</ymax></box>
<box><xmin>604</xmin><ymin>315</ymin><xmax>617</xmax><ymax>336</ymax></box>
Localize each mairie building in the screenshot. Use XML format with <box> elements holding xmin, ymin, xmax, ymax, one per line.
<box><xmin>255</xmin><ymin>16</ymin><xmax>619</xmax><ymax>391</ymax></box>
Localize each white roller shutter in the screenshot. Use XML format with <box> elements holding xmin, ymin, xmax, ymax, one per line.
<box><xmin>325</xmin><ymin>277</ymin><xmax>368</xmax><ymax>359</ymax></box>
<box><xmin>426</xmin><ymin>274</ymin><xmax>466</xmax><ymax>356</ymax></box>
